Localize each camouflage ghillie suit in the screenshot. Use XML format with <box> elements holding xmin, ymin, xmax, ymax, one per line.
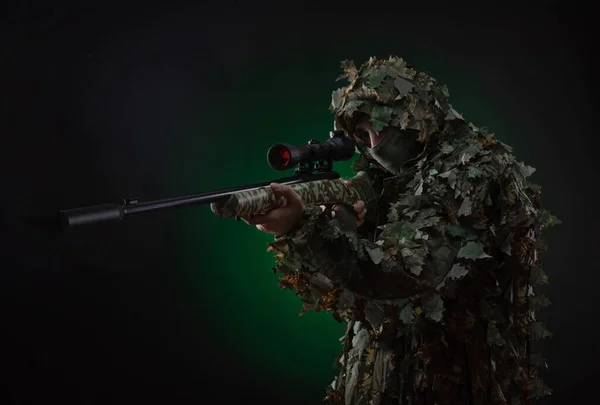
<box><xmin>267</xmin><ymin>56</ymin><xmax>558</xmax><ymax>405</ymax></box>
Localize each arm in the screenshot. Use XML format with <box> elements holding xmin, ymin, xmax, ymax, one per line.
<box><xmin>267</xmin><ymin>179</ymin><xmax>451</xmax><ymax>327</ymax></box>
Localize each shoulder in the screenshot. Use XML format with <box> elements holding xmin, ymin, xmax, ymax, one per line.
<box><xmin>419</xmin><ymin>127</ymin><xmax>534</xmax><ymax>198</ymax></box>
<box><xmin>384</xmin><ymin>126</ymin><xmax>540</xmax><ymax>232</ymax></box>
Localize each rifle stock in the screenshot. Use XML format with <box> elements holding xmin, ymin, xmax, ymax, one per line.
<box><xmin>210</xmin><ymin>171</ymin><xmax>374</xmax><ymax>219</ymax></box>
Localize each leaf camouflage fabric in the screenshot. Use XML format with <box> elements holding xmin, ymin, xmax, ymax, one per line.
<box><xmin>266</xmin><ymin>56</ymin><xmax>559</xmax><ymax>405</ymax></box>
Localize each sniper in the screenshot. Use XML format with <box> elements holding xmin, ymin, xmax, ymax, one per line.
<box><xmin>242</xmin><ymin>56</ymin><xmax>557</xmax><ymax>405</ymax></box>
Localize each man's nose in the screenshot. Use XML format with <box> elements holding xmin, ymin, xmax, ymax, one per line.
<box><xmin>370</xmin><ymin>130</ymin><xmax>385</xmax><ymax>148</ymax></box>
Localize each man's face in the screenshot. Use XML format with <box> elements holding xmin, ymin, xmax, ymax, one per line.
<box><xmin>349</xmin><ymin>117</ymin><xmax>422</xmax><ymax>175</ymax></box>
<box><xmin>354</xmin><ymin>119</ymin><xmax>387</xmax><ymax>148</ymax></box>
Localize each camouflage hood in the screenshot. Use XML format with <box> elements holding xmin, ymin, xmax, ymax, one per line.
<box><xmin>329</xmin><ymin>56</ymin><xmax>468</xmax><ymax>169</ymax></box>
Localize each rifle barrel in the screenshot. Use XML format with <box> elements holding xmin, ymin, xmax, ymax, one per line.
<box><xmin>60</xmin><ymin>171</ymin><xmax>340</xmax><ymax>229</ymax></box>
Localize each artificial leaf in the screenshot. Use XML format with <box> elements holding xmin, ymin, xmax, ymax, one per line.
<box><xmin>331</xmin><ymin>88</ymin><xmax>344</xmax><ymax>111</ymax></box>
<box><xmin>301</xmin><ymin>299</ymin><xmax>318</xmax><ymax>314</ymax></box>
<box><xmin>364</xmin><ymin>301</ymin><xmax>385</xmax><ymax>330</ymax></box>
<box><xmin>278</xmin><ymin>273</ymin><xmax>300</xmax><ymax>290</ymax></box>
<box><xmin>531</xmin><ymin>322</ymin><xmax>552</xmax><ymax>340</ymax></box>
<box><xmin>394</xmin><ymin>76</ymin><xmax>414</xmax><ymax>96</ymax></box>
<box><xmin>461</xmin><ymin>145</ymin><xmax>484</xmax><ymax>165</ymax></box>
<box><xmin>354</xmin><ymin>84</ymin><xmax>378</xmax><ymax>100</ymax></box>
<box><xmin>399</xmin><ymin>303</ymin><xmax>415</xmax><ymax>325</ymax></box>
<box><xmin>436</xmin><ymin>263</ymin><xmax>469</xmax><ymax>291</ymax></box>
<box><xmin>415</xmin><ymin>180</ymin><xmax>424</xmax><ymax>196</ymax></box>
<box><xmin>457</xmin><ymin>241</ymin><xmax>492</xmax><ymax>260</ymax></box>
<box><xmin>445</xmin><ymin>107</ymin><xmax>464</xmax><ymax>121</ymax></box>
<box><xmin>365</xmin><ymin>245</ymin><xmax>384</xmax><ymax>264</ymax></box>
<box><xmin>518</xmin><ymin>161</ymin><xmax>537</xmax><ymax>178</ymax></box>
<box><xmin>366</xmin><ymin>66</ymin><xmax>387</xmax><ymax>88</ymax></box>
<box><xmin>429</xmin><ymin>245</ymin><xmax>453</xmax><ymax>279</ymax></box>
<box><xmin>271</xmin><ymin>262</ymin><xmax>294</xmax><ymax>275</ymax></box>
<box><xmin>422</xmin><ymin>293</ymin><xmax>444</xmax><ymax>322</ymax></box>
<box><xmin>339</xmin><ymin>59</ymin><xmax>358</xmax><ymax>82</ymax></box>
<box><xmin>400</xmin><ymin>247</ymin><xmax>425</xmax><ymax>276</ymax></box>
<box><xmin>501</xmin><ymin>232</ymin><xmax>514</xmax><ymax>255</ymax></box>
<box><xmin>440</xmin><ymin>142</ymin><xmax>454</xmax><ymax>154</ymax></box>
<box><xmin>310</xmin><ymin>273</ymin><xmax>333</xmax><ymax>294</ymax></box>
<box><xmin>417</xmin><ymin>208</ymin><xmax>437</xmax><ymax>227</ymax></box>
<box><xmin>366</xmin><ymin>347</ymin><xmax>376</xmax><ymax>365</ymax></box>
<box><xmin>529</xmin><ymin>294</ymin><xmax>551</xmax><ymax>310</ymax></box>
<box><xmin>360</xmin><ymin>374</ymin><xmax>373</xmax><ymax>394</ymax></box>
<box><xmin>352</xmin><ymin>323</ymin><xmax>371</xmax><ymax>351</ymax></box>
<box><xmin>530</xmin><ymin>266</ymin><xmax>550</xmax><ymax>286</ymax></box>
<box><xmin>446</xmin><ymin>225</ymin><xmax>477</xmax><ymax>241</ymax></box>
<box><xmin>457</xmin><ymin>197</ymin><xmax>473</xmax><ymax>217</ymax></box>
<box><xmin>467</xmin><ymin>166</ymin><xmax>483</xmax><ymax>179</ymax></box>
<box><xmin>337</xmin><ymin>289</ymin><xmax>355</xmax><ymax>309</ymax></box>
<box><xmin>388</xmin><ymin>56</ymin><xmax>407</xmax><ymax>74</ymax></box>
<box><xmin>371</xmin><ymin>105</ymin><xmax>393</xmax><ymax>126</ymax></box>
<box><xmin>372</xmin><ymin>349</ymin><xmax>393</xmax><ymax>393</ymax></box>
<box><xmin>438</xmin><ymin>168</ymin><xmax>458</xmax><ymax>189</ymax></box>
<box><xmin>379</xmin><ymin>221</ymin><xmax>419</xmax><ymax>248</ymax></box>
<box><xmin>372</xmin><ymin>119</ymin><xmax>387</xmax><ymax>132</ymax></box>
<box><xmin>446</xmin><ymin>263</ymin><xmax>469</xmax><ymax>280</ymax></box>
<box><xmin>539</xmin><ymin>210</ymin><xmax>562</xmax><ymax>230</ymax></box>
<box><xmin>319</xmin><ymin>220</ymin><xmax>340</xmax><ymax>240</ymax></box>
<box><xmin>528</xmin><ymin>352</ymin><xmax>547</xmax><ymax>369</ymax></box>
<box><xmin>345</xmin><ymin>363</ymin><xmax>360</xmax><ymax>404</ymax></box>
<box><xmin>390</xmin><ymin>298</ymin><xmax>411</xmax><ymax>311</ymax></box>
<box><xmin>344</xmin><ymin>99</ymin><xmax>365</xmax><ymax>116</ymax></box>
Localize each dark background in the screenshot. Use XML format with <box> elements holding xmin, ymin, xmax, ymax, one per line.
<box><xmin>1</xmin><ymin>1</ymin><xmax>598</xmax><ymax>404</ymax></box>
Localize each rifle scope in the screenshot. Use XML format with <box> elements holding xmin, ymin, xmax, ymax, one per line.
<box><xmin>267</xmin><ymin>130</ymin><xmax>355</xmax><ymax>170</ymax></box>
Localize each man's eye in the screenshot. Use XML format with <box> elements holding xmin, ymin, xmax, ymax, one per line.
<box><xmin>355</xmin><ymin>130</ymin><xmax>369</xmax><ymax>140</ymax></box>
<box><xmin>353</xmin><ymin>130</ymin><xmax>372</xmax><ymax>148</ymax></box>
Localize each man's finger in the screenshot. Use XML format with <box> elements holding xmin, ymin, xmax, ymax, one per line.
<box><xmin>244</xmin><ymin>211</ymin><xmax>280</xmax><ymax>225</ymax></box>
<box><xmin>270</xmin><ymin>183</ymin><xmax>303</xmax><ymax>208</ymax></box>
<box><xmin>358</xmin><ymin>209</ymin><xmax>367</xmax><ymax>220</ymax></box>
<box><xmin>353</xmin><ymin>200</ymin><xmax>365</xmax><ymax>212</ymax></box>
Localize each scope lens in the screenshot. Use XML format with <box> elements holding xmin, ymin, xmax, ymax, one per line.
<box><xmin>267</xmin><ymin>145</ymin><xmax>292</xmax><ymax>169</ymax></box>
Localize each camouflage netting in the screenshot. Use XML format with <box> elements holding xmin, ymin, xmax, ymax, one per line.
<box><xmin>266</xmin><ymin>56</ymin><xmax>559</xmax><ymax>405</ymax></box>
<box><xmin>330</xmin><ymin>56</ymin><xmax>466</xmax><ymax>164</ymax></box>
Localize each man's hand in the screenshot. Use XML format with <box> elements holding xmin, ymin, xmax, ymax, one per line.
<box><xmin>332</xmin><ymin>199</ymin><xmax>366</xmax><ymax>228</ymax></box>
<box><xmin>242</xmin><ymin>180</ymin><xmax>367</xmax><ymax>236</ymax></box>
<box><xmin>241</xmin><ymin>183</ymin><xmax>304</xmax><ymax>237</ymax></box>
<box><xmin>332</xmin><ymin>179</ymin><xmax>367</xmax><ymax>228</ymax></box>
